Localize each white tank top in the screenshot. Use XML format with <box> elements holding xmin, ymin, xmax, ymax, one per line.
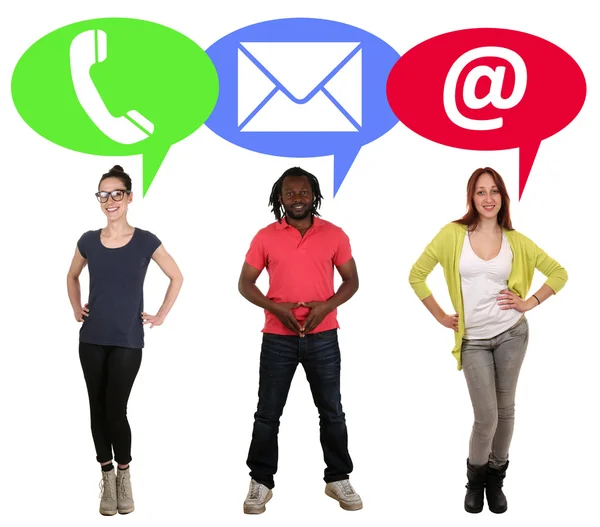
<box><xmin>459</xmin><ymin>230</ymin><xmax>522</xmax><ymax>339</ymax></box>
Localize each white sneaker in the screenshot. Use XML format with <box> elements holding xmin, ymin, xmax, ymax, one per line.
<box><xmin>99</xmin><ymin>469</ymin><xmax>118</xmax><ymax>516</ymax></box>
<box><xmin>243</xmin><ymin>479</ymin><xmax>273</xmax><ymax>514</ymax></box>
<box><xmin>325</xmin><ymin>479</ymin><xmax>363</xmax><ymax>511</ymax></box>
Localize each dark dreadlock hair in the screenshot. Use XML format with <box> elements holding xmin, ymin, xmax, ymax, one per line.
<box><xmin>268</xmin><ymin>167</ymin><xmax>323</xmax><ymax>221</ymax></box>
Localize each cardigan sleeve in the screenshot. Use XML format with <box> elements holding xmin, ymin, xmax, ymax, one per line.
<box><xmin>534</xmin><ymin>245</ymin><xmax>568</xmax><ymax>293</ymax></box>
<box><xmin>408</xmin><ymin>226</ymin><xmax>446</xmax><ymax>301</ymax></box>
<box><xmin>517</xmin><ymin>231</ymin><xmax>568</xmax><ymax>293</ymax></box>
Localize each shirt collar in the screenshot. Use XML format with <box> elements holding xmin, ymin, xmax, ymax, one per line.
<box><xmin>276</xmin><ymin>215</ymin><xmax>323</xmax><ymax>230</ymax></box>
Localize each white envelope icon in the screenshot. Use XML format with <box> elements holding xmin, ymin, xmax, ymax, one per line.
<box><xmin>238</xmin><ymin>42</ymin><xmax>362</xmax><ymax>132</ymax></box>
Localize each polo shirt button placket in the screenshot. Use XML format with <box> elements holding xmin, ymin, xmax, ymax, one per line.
<box><xmin>297</xmin><ymin>228</ymin><xmax>313</xmax><ymax>249</ymax></box>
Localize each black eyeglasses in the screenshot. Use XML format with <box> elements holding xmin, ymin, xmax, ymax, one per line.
<box><xmin>95</xmin><ymin>189</ymin><xmax>131</xmax><ymax>203</ymax></box>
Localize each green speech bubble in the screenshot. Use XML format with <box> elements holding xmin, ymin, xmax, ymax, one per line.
<box><xmin>11</xmin><ymin>18</ymin><xmax>219</xmax><ymax>195</ymax></box>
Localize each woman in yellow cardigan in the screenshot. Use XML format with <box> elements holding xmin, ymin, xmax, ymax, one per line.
<box><xmin>409</xmin><ymin>167</ymin><xmax>567</xmax><ymax>515</ymax></box>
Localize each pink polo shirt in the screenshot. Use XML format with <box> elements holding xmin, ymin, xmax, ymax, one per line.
<box><xmin>245</xmin><ymin>216</ymin><xmax>353</xmax><ymax>335</ymax></box>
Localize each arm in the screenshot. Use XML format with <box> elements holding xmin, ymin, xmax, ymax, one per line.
<box><xmin>408</xmin><ymin>228</ymin><xmax>458</xmax><ymax>331</ymax></box>
<box><xmin>142</xmin><ymin>245</ymin><xmax>184</xmax><ymax>328</ymax></box>
<box><xmin>238</xmin><ymin>262</ymin><xmax>302</xmax><ymax>334</ymax></box>
<box><xmin>66</xmin><ymin>246</ymin><xmax>89</xmax><ymax>322</ymax></box>
<box><xmin>421</xmin><ymin>295</ymin><xmax>459</xmax><ymax>331</ymax></box>
<box><xmin>408</xmin><ymin>235</ymin><xmax>439</xmax><ymax>301</ymax></box>
<box><xmin>238</xmin><ymin>262</ymin><xmax>278</xmax><ymax>312</ymax></box>
<box><xmin>499</xmin><ymin>244</ymin><xmax>568</xmax><ymax>312</ymax></box>
<box><xmin>524</xmin><ymin>283</ymin><xmax>555</xmax><ymax>310</ymax></box>
<box><xmin>329</xmin><ymin>257</ymin><xmax>359</xmax><ymax>309</ymax></box>
<box><xmin>498</xmin><ymin>281</ymin><xmax>560</xmax><ymax>313</ymax></box>
<box><xmin>534</xmin><ymin>246</ymin><xmax>568</xmax><ymax>294</ymax></box>
<box><xmin>301</xmin><ymin>257</ymin><xmax>359</xmax><ymax>334</ymax></box>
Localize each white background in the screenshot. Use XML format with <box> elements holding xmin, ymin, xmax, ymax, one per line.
<box><xmin>1</xmin><ymin>0</ymin><xmax>598</xmax><ymax>525</ymax></box>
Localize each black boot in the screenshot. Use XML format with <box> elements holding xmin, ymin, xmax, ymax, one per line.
<box><xmin>486</xmin><ymin>461</ymin><xmax>509</xmax><ymax>513</ymax></box>
<box><xmin>464</xmin><ymin>460</ymin><xmax>488</xmax><ymax>513</ymax></box>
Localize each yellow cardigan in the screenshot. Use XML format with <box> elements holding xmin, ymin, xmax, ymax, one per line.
<box><xmin>408</xmin><ymin>222</ymin><xmax>568</xmax><ymax>370</ymax></box>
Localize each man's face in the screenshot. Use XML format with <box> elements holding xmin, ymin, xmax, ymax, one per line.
<box><xmin>279</xmin><ymin>175</ymin><xmax>313</xmax><ymax>220</ymax></box>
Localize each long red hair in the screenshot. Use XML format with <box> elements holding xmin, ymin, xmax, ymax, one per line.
<box><xmin>454</xmin><ymin>167</ymin><xmax>513</xmax><ymax>231</ymax></box>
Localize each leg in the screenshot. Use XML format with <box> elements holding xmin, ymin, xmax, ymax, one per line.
<box><xmin>79</xmin><ymin>343</ymin><xmax>113</xmax><ymax>463</ymax></box>
<box><xmin>105</xmin><ymin>347</ymin><xmax>142</xmax><ymax>466</ymax></box>
<box><xmin>484</xmin><ymin>317</ymin><xmax>529</xmax><ymax>514</ymax></box>
<box><xmin>490</xmin><ymin>317</ymin><xmax>529</xmax><ymax>467</ymax></box>
<box><xmin>461</xmin><ymin>338</ymin><xmax>498</xmax><ymax>466</ymax></box>
<box><xmin>301</xmin><ymin>329</ymin><xmax>353</xmax><ymax>483</ymax></box>
<box><xmin>247</xmin><ymin>334</ymin><xmax>299</xmax><ymax>489</ymax></box>
<box><xmin>461</xmin><ymin>338</ymin><xmax>496</xmax><ymax>513</ymax></box>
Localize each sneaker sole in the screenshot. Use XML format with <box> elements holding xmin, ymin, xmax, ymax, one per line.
<box><xmin>325</xmin><ymin>487</ymin><xmax>363</xmax><ymax>511</ymax></box>
<box><xmin>243</xmin><ymin>489</ymin><xmax>272</xmax><ymax>514</ymax></box>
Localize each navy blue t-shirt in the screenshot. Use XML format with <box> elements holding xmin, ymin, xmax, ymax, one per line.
<box><xmin>77</xmin><ymin>228</ymin><xmax>162</xmax><ymax>349</ymax></box>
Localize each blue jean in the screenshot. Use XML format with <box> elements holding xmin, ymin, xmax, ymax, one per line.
<box><xmin>246</xmin><ymin>329</ymin><xmax>353</xmax><ymax>488</ymax></box>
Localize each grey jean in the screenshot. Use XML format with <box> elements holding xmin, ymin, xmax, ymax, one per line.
<box><xmin>461</xmin><ymin>316</ymin><xmax>529</xmax><ymax>468</ymax></box>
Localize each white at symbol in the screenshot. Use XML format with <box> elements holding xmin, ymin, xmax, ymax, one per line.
<box><xmin>443</xmin><ymin>46</ymin><xmax>527</xmax><ymax>131</ymax></box>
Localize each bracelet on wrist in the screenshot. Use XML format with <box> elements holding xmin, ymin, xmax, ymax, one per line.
<box><xmin>532</xmin><ymin>294</ymin><xmax>541</xmax><ymax>305</ymax></box>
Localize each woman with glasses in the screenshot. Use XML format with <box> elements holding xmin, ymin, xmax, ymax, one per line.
<box><xmin>66</xmin><ymin>165</ymin><xmax>183</xmax><ymax>516</ymax></box>
<box><xmin>408</xmin><ymin>167</ymin><xmax>567</xmax><ymax>514</ymax></box>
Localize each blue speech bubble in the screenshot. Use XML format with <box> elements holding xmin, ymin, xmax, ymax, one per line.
<box><xmin>205</xmin><ymin>18</ymin><xmax>400</xmax><ymax>195</ymax></box>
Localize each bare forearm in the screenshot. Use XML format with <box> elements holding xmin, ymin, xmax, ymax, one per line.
<box><xmin>67</xmin><ymin>276</ymin><xmax>82</xmax><ymax>311</ymax></box>
<box><xmin>421</xmin><ymin>294</ymin><xmax>446</xmax><ymax>323</ymax></box>
<box><xmin>239</xmin><ymin>281</ymin><xmax>279</xmax><ymax>313</ymax></box>
<box><xmin>156</xmin><ymin>277</ymin><xmax>183</xmax><ymax>319</ymax></box>
<box><xmin>525</xmin><ymin>283</ymin><xmax>555</xmax><ymax>311</ymax></box>
<box><xmin>327</xmin><ymin>278</ymin><xmax>358</xmax><ymax>310</ymax></box>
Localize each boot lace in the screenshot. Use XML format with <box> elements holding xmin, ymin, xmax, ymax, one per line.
<box><xmin>118</xmin><ymin>472</ymin><xmax>131</xmax><ymax>499</ymax></box>
<box><xmin>99</xmin><ymin>473</ymin><xmax>115</xmax><ymax>500</ymax></box>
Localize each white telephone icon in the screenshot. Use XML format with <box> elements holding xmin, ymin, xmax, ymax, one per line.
<box><xmin>70</xmin><ymin>29</ymin><xmax>154</xmax><ymax>144</ymax></box>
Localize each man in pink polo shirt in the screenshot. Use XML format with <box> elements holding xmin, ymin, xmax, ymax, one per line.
<box><xmin>239</xmin><ymin>167</ymin><xmax>361</xmax><ymax>514</ymax></box>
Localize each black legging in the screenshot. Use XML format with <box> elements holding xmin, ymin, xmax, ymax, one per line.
<box><xmin>79</xmin><ymin>343</ymin><xmax>142</xmax><ymax>465</ymax></box>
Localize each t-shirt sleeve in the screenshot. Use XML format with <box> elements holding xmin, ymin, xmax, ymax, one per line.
<box><xmin>145</xmin><ymin>231</ymin><xmax>162</xmax><ymax>257</ymax></box>
<box><xmin>245</xmin><ymin>231</ymin><xmax>266</xmax><ymax>271</ymax></box>
<box><xmin>333</xmin><ymin>228</ymin><xmax>353</xmax><ymax>266</ymax></box>
<box><xmin>77</xmin><ymin>232</ymin><xmax>89</xmax><ymax>259</ymax></box>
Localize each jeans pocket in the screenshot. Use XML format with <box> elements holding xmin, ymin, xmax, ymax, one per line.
<box><xmin>461</xmin><ymin>338</ymin><xmax>485</xmax><ymax>355</ymax></box>
<box><xmin>507</xmin><ymin>316</ymin><xmax>528</xmax><ymax>338</ymax></box>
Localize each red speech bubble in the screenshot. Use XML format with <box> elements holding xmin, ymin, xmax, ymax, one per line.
<box><xmin>386</xmin><ymin>28</ymin><xmax>586</xmax><ymax>198</ymax></box>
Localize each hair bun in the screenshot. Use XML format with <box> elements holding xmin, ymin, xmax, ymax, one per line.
<box><xmin>110</xmin><ymin>165</ymin><xmax>124</xmax><ymax>173</ymax></box>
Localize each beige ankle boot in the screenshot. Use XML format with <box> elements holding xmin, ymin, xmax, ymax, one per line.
<box><xmin>116</xmin><ymin>467</ymin><xmax>135</xmax><ymax>514</ymax></box>
<box><xmin>99</xmin><ymin>469</ymin><xmax>117</xmax><ymax>516</ymax></box>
